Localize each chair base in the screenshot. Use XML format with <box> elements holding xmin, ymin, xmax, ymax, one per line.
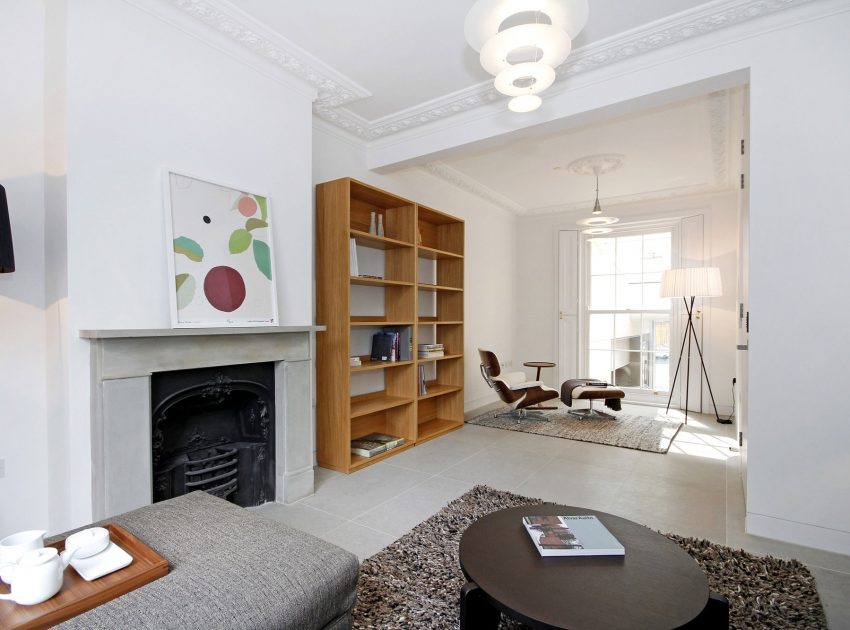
<box><xmin>567</xmin><ymin>400</ymin><xmax>614</xmax><ymax>420</ymax></box>
<box><xmin>495</xmin><ymin>408</ymin><xmax>550</xmax><ymax>424</ymax></box>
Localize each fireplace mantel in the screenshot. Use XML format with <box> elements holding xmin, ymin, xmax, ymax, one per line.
<box><xmin>80</xmin><ymin>325</ymin><xmax>325</xmax><ymax>339</ymax></box>
<box><xmin>84</xmin><ymin>326</ymin><xmax>322</xmax><ymax>521</ymax></box>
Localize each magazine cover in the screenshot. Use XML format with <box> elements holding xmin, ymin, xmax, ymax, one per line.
<box><xmin>522</xmin><ymin>515</ymin><xmax>625</xmax><ymax>557</ymax></box>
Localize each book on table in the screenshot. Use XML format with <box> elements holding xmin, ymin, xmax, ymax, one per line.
<box><xmin>350</xmin><ymin>432</ymin><xmax>405</xmax><ymax>457</ymax></box>
<box><xmin>522</xmin><ymin>515</ymin><xmax>625</xmax><ymax>557</ymax></box>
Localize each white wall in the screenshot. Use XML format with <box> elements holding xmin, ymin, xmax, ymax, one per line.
<box><xmin>313</xmin><ymin>123</ymin><xmax>517</xmax><ymax>411</ymax></box>
<box><xmin>0</xmin><ymin>0</ymin><xmax>50</xmax><ymax>536</ymax></box>
<box><xmin>363</xmin><ymin>1</ymin><xmax>850</xmax><ymax>554</ymax></box>
<box><xmin>54</xmin><ymin>0</ymin><xmax>316</xmax><ymax>531</ymax></box>
<box><xmin>515</xmin><ymin>192</ymin><xmax>739</xmax><ymax>412</ymax></box>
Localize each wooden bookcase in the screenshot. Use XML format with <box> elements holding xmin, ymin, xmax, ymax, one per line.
<box><xmin>316</xmin><ymin>178</ymin><xmax>464</xmax><ymax>473</ymax></box>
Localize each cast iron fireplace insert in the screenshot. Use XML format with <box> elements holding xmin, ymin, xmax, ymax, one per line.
<box><xmin>150</xmin><ymin>362</ymin><xmax>275</xmax><ymax>507</ymax></box>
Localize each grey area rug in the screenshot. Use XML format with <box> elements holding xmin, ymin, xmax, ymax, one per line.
<box><xmin>466</xmin><ymin>407</ymin><xmax>683</xmax><ymax>454</ymax></box>
<box><xmin>352</xmin><ymin>486</ymin><xmax>827</xmax><ymax>630</ymax></box>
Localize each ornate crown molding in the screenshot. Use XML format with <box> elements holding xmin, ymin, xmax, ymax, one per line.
<box><xmin>423</xmin><ymin>162</ymin><xmax>527</xmax><ymax>215</ymax></box>
<box><xmin>169</xmin><ymin>0</ymin><xmax>819</xmax><ymax>140</ymax></box>
<box><xmin>169</xmin><ymin>0</ymin><xmax>370</xmax><ymax>107</ymax></box>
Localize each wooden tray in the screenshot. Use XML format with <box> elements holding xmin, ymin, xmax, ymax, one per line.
<box><xmin>0</xmin><ymin>523</ymin><xmax>169</xmax><ymax>630</ymax></box>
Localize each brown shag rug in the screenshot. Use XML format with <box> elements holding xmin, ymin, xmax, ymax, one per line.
<box><xmin>466</xmin><ymin>407</ymin><xmax>682</xmax><ymax>454</ymax></box>
<box><xmin>352</xmin><ymin>486</ymin><xmax>827</xmax><ymax>629</ymax></box>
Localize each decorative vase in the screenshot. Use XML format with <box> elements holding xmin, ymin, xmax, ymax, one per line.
<box><xmin>377</xmin><ymin>214</ymin><xmax>384</xmax><ymax>237</ymax></box>
<box><xmin>369</xmin><ymin>211</ymin><xmax>377</xmax><ymax>235</ymax></box>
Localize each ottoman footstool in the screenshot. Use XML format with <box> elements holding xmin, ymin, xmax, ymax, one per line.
<box><xmin>561</xmin><ymin>379</ymin><xmax>625</xmax><ymax>419</ymax></box>
<box><xmin>53</xmin><ymin>492</ymin><xmax>359</xmax><ymax>630</ymax></box>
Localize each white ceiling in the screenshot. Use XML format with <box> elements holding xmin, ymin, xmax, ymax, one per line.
<box><xmin>431</xmin><ymin>91</ymin><xmax>737</xmax><ymax>214</ymax></box>
<box><xmin>229</xmin><ymin>0</ymin><xmax>711</xmax><ymax>121</ymax></box>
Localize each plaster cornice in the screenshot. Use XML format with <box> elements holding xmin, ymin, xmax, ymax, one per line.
<box><xmin>423</xmin><ymin>162</ymin><xmax>527</xmax><ymax>215</ymax></box>
<box><xmin>169</xmin><ymin>0</ymin><xmax>821</xmax><ymax>141</ymax></box>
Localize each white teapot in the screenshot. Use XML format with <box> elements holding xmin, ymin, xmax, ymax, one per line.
<box><xmin>0</xmin><ymin>547</ymin><xmax>76</xmax><ymax>606</ymax></box>
<box><xmin>0</xmin><ymin>529</ymin><xmax>46</xmax><ymax>584</ymax></box>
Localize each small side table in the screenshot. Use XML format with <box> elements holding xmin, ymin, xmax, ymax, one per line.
<box><xmin>523</xmin><ymin>361</ymin><xmax>557</xmax><ymax>409</ymax></box>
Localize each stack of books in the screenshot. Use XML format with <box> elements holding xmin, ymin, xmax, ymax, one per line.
<box><xmin>418</xmin><ymin>343</ymin><xmax>445</xmax><ymax>358</ymax></box>
<box><xmin>371</xmin><ymin>328</ymin><xmax>412</xmax><ymax>362</ymax></box>
<box><xmin>522</xmin><ymin>515</ymin><xmax>625</xmax><ymax>557</ymax></box>
<box><xmin>349</xmin><ymin>356</ymin><xmax>362</xmax><ymax>367</ymax></box>
<box><xmin>350</xmin><ymin>433</ymin><xmax>406</xmax><ymax>458</ymax></box>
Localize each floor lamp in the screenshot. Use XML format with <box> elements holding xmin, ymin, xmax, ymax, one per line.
<box><xmin>659</xmin><ymin>267</ymin><xmax>730</xmax><ymax>425</ymax></box>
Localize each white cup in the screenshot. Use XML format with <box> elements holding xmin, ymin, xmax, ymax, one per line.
<box><xmin>64</xmin><ymin>527</ymin><xmax>110</xmax><ymax>559</ymax></box>
<box><xmin>0</xmin><ymin>530</ymin><xmax>46</xmax><ymax>584</ymax></box>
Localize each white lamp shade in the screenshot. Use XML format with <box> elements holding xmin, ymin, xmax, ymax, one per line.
<box><xmin>659</xmin><ymin>267</ymin><xmax>722</xmax><ymax>298</ymax></box>
<box><xmin>465</xmin><ymin>0</ymin><xmax>589</xmax><ymax>51</ymax></box>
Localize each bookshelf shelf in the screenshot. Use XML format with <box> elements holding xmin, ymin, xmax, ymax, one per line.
<box><xmin>351</xmin><ymin>357</ymin><xmax>415</xmax><ymax>372</ymax></box>
<box><xmin>416</xmin><ymin>417</ymin><xmax>464</xmax><ymax>444</ymax></box>
<box><xmin>350</xmin><ymin>393</ymin><xmax>413</xmax><ymax>418</ymax></box>
<box><xmin>316</xmin><ymin>178</ymin><xmax>464</xmax><ymax>473</ymax></box>
<box><xmin>351</xmin><ymin>276</ymin><xmax>414</xmax><ymax>288</ymax></box>
<box><xmin>418</xmin><ymin>383</ymin><xmax>462</xmax><ymax>401</ymax></box>
<box><xmin>416</xmin><ymin>354</ymin><xmax>463</xmax><ymax>363</ymax></box>
<box><xmin>417</xmin><ymin>283</ymin><xmax>463</xmax><ymax>292</ymax></box>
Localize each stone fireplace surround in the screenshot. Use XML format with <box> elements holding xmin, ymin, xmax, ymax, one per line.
<box><xmin>81</xmin><ymin>326</ymin><xmax>323</xmax><ymax>521</ymax></box>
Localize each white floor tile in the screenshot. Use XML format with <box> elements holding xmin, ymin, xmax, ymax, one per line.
<box><xmin>250</xmin><ymin>501</ymin><xmax>346</xmax><ymax>536</ymax></box>
<box><xmin>318</xmin><ymin>521</ymin><xmax>396</xmax><ymax>562</ymax></box>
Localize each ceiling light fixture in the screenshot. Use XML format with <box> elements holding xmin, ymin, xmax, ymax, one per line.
<box><xmin>464</xmin><ymin>0</ymin><xmax>589</xmax><ymax>112</ymax></box>
<box><xmin>567</xmin><ymin>154</ymin><xmax>624</xmax><ymax>229</ymax></box>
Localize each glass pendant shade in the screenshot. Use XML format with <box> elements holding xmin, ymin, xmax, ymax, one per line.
<box><xmin>508</xmin><ymin>94</ymin><xmax>543</xmax><ymax>112</ymax></box>
<box><xmin>479</xmin><ymin>24</ymin><xmax>571</xmax><ymax>76</ymax></box>
<box><xmin>465</xmin><ymin>0</ymin><xmax>589</xmax><ymax>51</ymax></box>
<box><xmin>494</xmin><ymin>62</ymin><xmax>555</xmax><ymax>96</ymax></box>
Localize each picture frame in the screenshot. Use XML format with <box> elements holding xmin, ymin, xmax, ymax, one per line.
<box><xmin>162</xmin><ymin>169</ymin><xmax>279</xmax><ymax>328</ymax></box>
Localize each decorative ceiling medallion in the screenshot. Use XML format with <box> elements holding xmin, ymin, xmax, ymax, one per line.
<box><xmin>567</xmin><ymin>154</ymin><xmax>625</xmax><ymax>176</ymax></box>
<box><xmin>577</xmin><ymin>216</ymin><xmax>619</xmax><ymax>226</ymax></box>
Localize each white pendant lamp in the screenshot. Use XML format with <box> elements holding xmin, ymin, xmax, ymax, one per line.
<box><xmin>465</xmin><ymin>0</ymin><xmax>589</xmax><ymax>112</ymax></box>
<box><xmin>567</xmin><ymin>154</ymin><xmax>623</xmax><ymax>232</ymax></box>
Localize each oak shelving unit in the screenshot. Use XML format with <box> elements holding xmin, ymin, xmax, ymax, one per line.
<box><xmin>316</xmin><ymin>178</ymin><xmax>464</xmax><ymax>473</ymax></box>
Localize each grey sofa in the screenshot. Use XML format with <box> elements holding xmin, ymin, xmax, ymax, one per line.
<box><xmin>55</xmin><ymin>491</ymin><xmax>359</xmax><ymax>629</ymax></box>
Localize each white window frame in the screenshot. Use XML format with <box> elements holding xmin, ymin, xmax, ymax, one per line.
<box><xmin>578</xmin><ymin>221</ymin><xmax>681</xmax><ymax>405</ymax></box>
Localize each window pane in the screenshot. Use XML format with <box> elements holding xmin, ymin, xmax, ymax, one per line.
<box><xmin>615</xmin><ymin>273</ymin><xmax>642</xmax><ymax>309</ymax></box>
<box><xmin>650</xmin><ymin>352</ymin><xmax>670</xmax><ymax>391</ymax></box>
<box><xmin>589</xmin><ymin>275</ymin><xmax>615</xmax><ymax>310</ymax></box>
<box><xmin>589</xmin><ymin>238</ymin><xmax>615</xmax><ymax>275</ymax></box>
<box><xmin>588</xmin><ymin>350</ymin><xmax>612</xmax><ymax>383</ymax></box>
<box><xmin>588</xmin><ymin>314</ymin><xmax>614</xmax><ymax>350</ymax></box>
<box><xmin>616</xmin><ymin>235</ymin><xmax>642</xmax><ymax>274</ymax></box>
<box><xmin>641</xmin><ymin>314</ymin><xmax>670</xmax><ymax>354</ymax></box>
<box><xmin>642</xmin><ymin>272</ymin><xmax>667</xmax><ymax>310</ymax></box>
<box><xmin>615</xmin><ymin>313</ymin><xmax>641</xmax><ymax>341</ymax></box>
<box><xmin>643</xmin><ymin>232</ymin><xmax>671</xmax><ymax>273</ymax></box>
<box><xmin>612</xmin><ymin>351</ymin><xmax>641</xmax><ymax>387</ymax></box>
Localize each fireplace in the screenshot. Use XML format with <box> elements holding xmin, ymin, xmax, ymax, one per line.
<box><xmin>151</xmin><ymin>363</ymin><xmax>275</xmax><ymax>507</ymax></box>
<box><xmin>82</xmin><ymin>326</ymin><xmax>321</xmax><ymax>521</ymax></box>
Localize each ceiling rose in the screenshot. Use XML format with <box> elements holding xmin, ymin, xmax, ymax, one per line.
<box><xmin>567</xmin><ymin>154</ymin><xmax>626</xmax><ymax>176</ymax></box>
<box><xmin>464</xmin><ymin>0</ymin><xmax>589</xmax><ymax>112</ymax></box>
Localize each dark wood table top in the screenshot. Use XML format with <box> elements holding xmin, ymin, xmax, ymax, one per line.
<box><xmin>523</xmin><ymin>361</ymin><xmax>556</xmax><ymax>368</ymax></box>
<box><xmin>459</xmin><ymin>505</ymin><xmax>709</xmax><ymax>630</ymax></box>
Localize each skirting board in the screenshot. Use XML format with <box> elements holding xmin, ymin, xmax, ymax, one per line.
<box><xmin>746</xmin><ymin>512</ymin><xmax>850</xmax><ymax>556</ymax></box>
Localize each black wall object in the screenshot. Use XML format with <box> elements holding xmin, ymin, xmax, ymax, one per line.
<box><xmin>0</xmin><ymin>184</ymin><xmax>14</xmax><ymax>273</ymax></box>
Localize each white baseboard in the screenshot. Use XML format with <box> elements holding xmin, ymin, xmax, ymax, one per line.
<box><xmin>464</xmin><ymin>392</ymin><xmax>500</xmax><ymax>413</ymax></box>
<box><xmin>746</xmin><ymin>512</ymin><xmax>850</xmax><ymax>556</ymax></box>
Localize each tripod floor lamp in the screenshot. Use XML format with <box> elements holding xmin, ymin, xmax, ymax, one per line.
<box><xmin>659</xmin><ymin>267</ymin><xmax>731</xmax><ymax>425</ymax></box>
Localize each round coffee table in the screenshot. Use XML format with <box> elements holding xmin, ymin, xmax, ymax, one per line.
<box><xmin>459</xmin><ymin>505</ymin><xmax>726</xmax><ymax>629</ymax></box>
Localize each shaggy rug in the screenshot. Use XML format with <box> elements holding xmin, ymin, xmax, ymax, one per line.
<box><xmin>465</xmin><ymin>407</ymin><xmax>683</xmax><ymax>454</ymax></box>
<box><xmin>352</xmin><ymin>486</ymin><xmax>827</xmax><ymax>630</ymax></box>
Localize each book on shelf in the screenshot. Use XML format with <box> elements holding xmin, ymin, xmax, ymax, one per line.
<box><xmin>418</xmin><ymin>343</ymin><xmax>445</xmax><ymax>358</ymax></box>
<box><xmin>383</xmin><ymin>327</ymin><xmax>412</xmax><ymax>361</ymax></box>
<box><xmin>349</xmin><ymin>356</ymin><xmax>362</xmax><ymax>367</ymax></box>
<box><xmin>349</xmin><ymin>238</ymin><xmax>358</xmax><ymax>277</ymax></box>
<box><xmin>370</xmin><ymin>328</ymin><xmax>412</xmax><ymax>362</ymax></box>
<box><xmin>522</xmin><ymin>515</ymin><xmax>625</xmax><ymax>557</ymax></box>
<box><xmin>418</xmin><ymin>364</ymin><xmax>427</xmax><ymax>395</ymax></box>
<box><xmin>350</xmin><ymin>433</ymin><xmax>405</xmax><ymax>457</ymax></box>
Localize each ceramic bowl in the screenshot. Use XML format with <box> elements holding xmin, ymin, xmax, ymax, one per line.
<box><xmin>64</xmin><ymin>527</ymin><xmax>110</xmax><ymax>559</ymax></box>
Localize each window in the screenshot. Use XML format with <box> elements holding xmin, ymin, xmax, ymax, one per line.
<box><xmin>585</xmin><ymin>231</ymin><xmax>672</xmax><ymax>391</ymax></box>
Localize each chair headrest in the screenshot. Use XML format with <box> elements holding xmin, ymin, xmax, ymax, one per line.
<box><xmin>478</xmin><ymin>348</ymin><xmax>501</xmax><ymax>377</ymax></box>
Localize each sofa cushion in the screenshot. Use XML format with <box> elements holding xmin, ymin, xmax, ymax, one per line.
<box><xmin>56</xmin><ymin>492</ymin><xmax>359</xmax><ymax>629</ymax></box>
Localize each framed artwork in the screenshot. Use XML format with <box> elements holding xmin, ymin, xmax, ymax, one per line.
<box><xmin>163</xmin><ymin>170</ymin><xmax>278</xmax><ymax>327</ymax></box>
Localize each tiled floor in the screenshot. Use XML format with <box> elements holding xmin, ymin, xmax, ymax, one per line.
<box><xmin>253</xmin><ymin>402</ymin><xmax>850</xmax><ymax>628</ymax></box>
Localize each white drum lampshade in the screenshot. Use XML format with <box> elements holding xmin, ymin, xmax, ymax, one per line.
<box><xmin>659</xmin><ymin>267</ymin><xmax>722</xmax><ymax>298</ymax></box>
